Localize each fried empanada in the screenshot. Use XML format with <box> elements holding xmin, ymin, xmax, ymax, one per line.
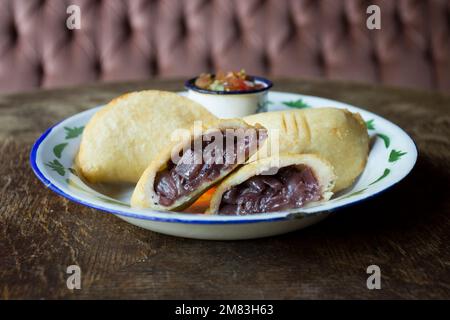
<box><xmin>131</xmin><ymin>119</ymin><xmax>268</xmax><ymax>211</ymax></box>
<box><xmin>76</xmin><ymin>90</ymin><xmax>217</xmax><ymax>183</ymax></box>
<box><xmin>207</xmin><ymin>154</ymin><xmax>336</xmax><ymax>215</ymax></box>
<box><xmin>243</xmin><ymin>108</ymin><xmax>369</xmax><ymax>191</ymax></box>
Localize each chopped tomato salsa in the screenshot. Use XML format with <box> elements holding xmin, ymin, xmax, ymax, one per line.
<box><xmin>194</xmin><ymin>70</ymin><xmax>264</xmax><ymax>92</ymax></box>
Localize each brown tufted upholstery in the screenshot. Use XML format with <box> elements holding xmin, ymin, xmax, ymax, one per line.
<box><xmin>0</xmin><ymin>0</ymin><xmax>449</xmax><ymax>94</ymax></box>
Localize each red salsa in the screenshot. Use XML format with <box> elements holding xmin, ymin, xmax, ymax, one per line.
<box><xmin>194</xmin><ymin>70</ymin><xmax>264</xmax><ymax>92</ymax></box>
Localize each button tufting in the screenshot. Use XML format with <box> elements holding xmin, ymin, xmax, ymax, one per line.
<box><xmin>94</xmin><ymin>59</ymin><xmax>102</xmax><ymax>76</ymax></box>
<box><xmin>178</xmin><ymin>15</ymin><xmax>187</xmax><ymax>38</ymax></box>
<box><xmin>9</xmin><ymin>23</ymin><xmax>18</xmax><ymax>44</ymax></box>
<box><xmin>0</xmin><ymin>0</ymin><xmax>447</xmax><ymax>93</ymax></box>
<box><xmin>122</xmin><ymin>18</ymin><xmax>132</xmax><ymax>37</ymax></box>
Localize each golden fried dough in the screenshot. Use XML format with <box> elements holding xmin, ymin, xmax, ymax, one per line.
<box><xmin>77</xmin><ymin>90</ymin><xmax>216</xmax><ymax>183</ymax></box>
<box><xmin>243</xmin><ymin>108</ymin><xmax>369</xmax><ymax>191</ymax></box>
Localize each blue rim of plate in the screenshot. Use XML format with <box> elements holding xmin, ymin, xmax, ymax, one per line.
<box><xmin>30</xmin><ymin>102</ymin><xmax>418</xmax><ymax>225</ymax></box>
<box><xmin>185</xmin><ymin>75</ymin><xmax>273</xmax><ymax>95</ymax></box>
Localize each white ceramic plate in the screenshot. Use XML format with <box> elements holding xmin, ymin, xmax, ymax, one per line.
<box><xmin>30</xmin><ymin>91</ymin><xmax>417</xmax><ymax>240</ymax></box>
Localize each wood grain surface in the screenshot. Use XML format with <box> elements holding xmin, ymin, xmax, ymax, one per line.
<box><xmin>0</xmin><ymin>79</ymin><xmax>449</xmax><ymax>299</ymax></box>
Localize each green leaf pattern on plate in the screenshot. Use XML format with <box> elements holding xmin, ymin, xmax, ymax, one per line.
<box><xmin>365</xmin><ymin>119</ymin><xmax>375</xmax><ymax>130</ymax></box>
<box><xmin>45</xmin><ymin>159</ymin><xmax>65</xmax><ymax>176</ymax></box>
<box><xmin>53</xmin><ymin>143</ymin><xmax>68</xmax><ymax>158</ymax></box>
<box><xmin>46</xmin><ymin>126</ymin><xmax>85</xmax><ymax>177</ymax></box>
<box><xmin>282</xmin><ymin>99</ymin><xmax>310</xmax><ymax>109</ymax></box>
<box><xmin>369</xmin><ymin>168</ymin><xmax>391</xmax><ymax>186</ymax></box>
<box><xmin>389</xmin><ymin>149</ymin><xmax>407</xmax><ymax>163</ymax></box>
<box><xmin>64</xmin><ymin>126</ymin><xmax>84</xmax><ymax>139</ymax></box>
<box><xmin>377</xmin><ymin>133</ymin><xmax>390</xmax><ymax>148</ymax></box>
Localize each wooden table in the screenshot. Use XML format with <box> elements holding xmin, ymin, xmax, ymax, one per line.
<box><xmin>0</xmin><ymin>79</ymin><xmax>449</xmax><ymax>299</ymax></box>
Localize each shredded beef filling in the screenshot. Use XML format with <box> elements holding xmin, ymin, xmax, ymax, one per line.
<box><xmin>154</xmin><ymin>129</ymin><xmax>267</xmax><ymax>206</ymax></box>
<box><xmin>218</xmin><ymin>165</ymin><xmax>321</xmax><ymax>215</ymax></box>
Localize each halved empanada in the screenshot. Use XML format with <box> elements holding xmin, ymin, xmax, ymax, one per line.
<box><xmin>243</xmin><ymin>108</ymin><xmax>369</xmax><ymax>191</ymax></box>
<box><xmin>131</xmin><ymin>119</ymin><xmax>268</xmax><ymax>211</ymax></box>
<box><xmin>76</xmin><ymin>90</ymin><xmax>217</xmax><ymax>183</ymax></box>
<box><xmin>207</xmin><ymin>154</ymin><xmax>336</xmax><ymax>215</ymax></box>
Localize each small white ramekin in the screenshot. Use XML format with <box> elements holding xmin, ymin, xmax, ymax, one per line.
<box><xmin>185</xmin><ymin>76</ymin><xmax>273</xmax><ymax>118</ymax></box>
